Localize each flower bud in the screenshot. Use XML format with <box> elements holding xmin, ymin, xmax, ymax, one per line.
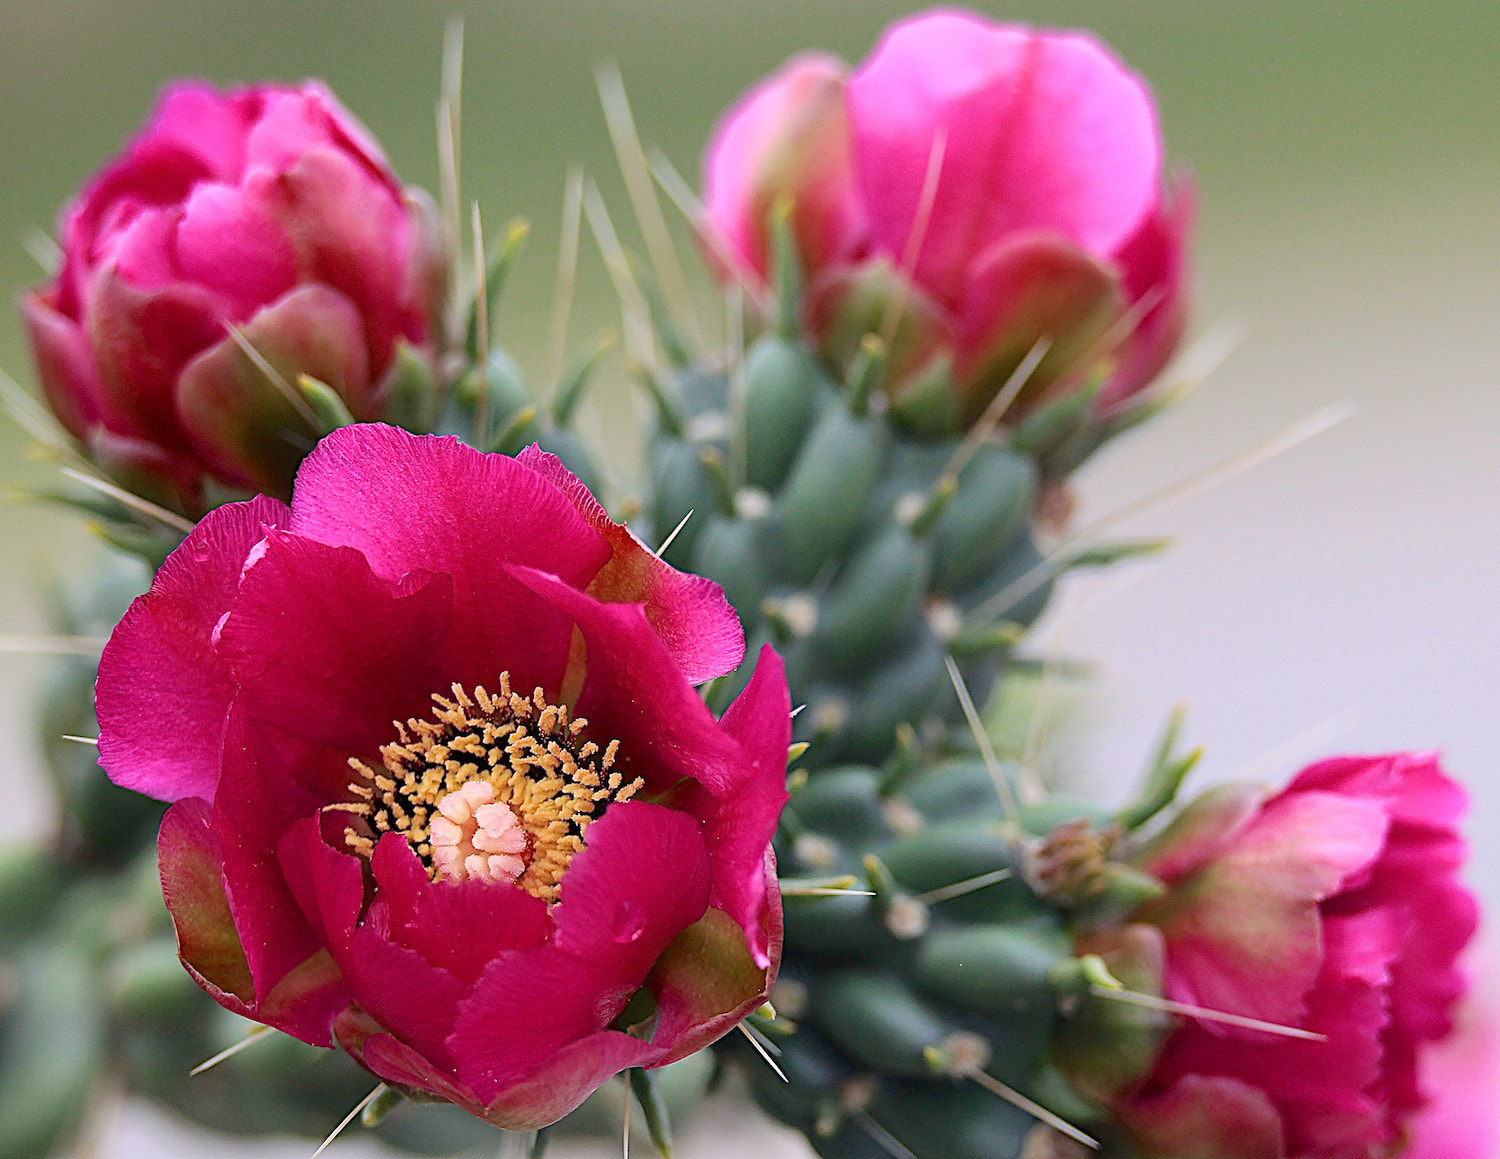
<box><xmin>703</xmin><ymin>9</ymin><xmax>1192</xmax><ymax>435</ymax></box>
<box><xmin>1072</xmin><ymin>753</ymin><xmax>1479</xmax><ymax>1159</ymax></box>
<box><xmin>22</xmin><ymin>82</ymin><xmax>447</xmax><ymax>513</ymax></box>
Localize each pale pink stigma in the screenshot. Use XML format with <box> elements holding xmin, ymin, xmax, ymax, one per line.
<box><xmin>429</xmin><ymin>780</ymin><xmax>528</xmax><ymax>884</ymax></box>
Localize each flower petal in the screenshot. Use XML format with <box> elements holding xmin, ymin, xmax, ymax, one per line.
<box><xmin>97</xmin><ymin>494</ymin><xmax>288</xmax><ymax>801</ymax></box>
<box><xmin>703</xmin><ymin>645</ymin><xmax>791</xmax><ymax>968</ymax></box>
<box><xmin>848</xmin><ymin>12</ymin><xmax>1160</xmax><ymax>307</ymax></box>
<box><xmin>370</xmin><ymin>834</ymin><xmax>552</xmax><ymax>985</ymax></box>
<box><xmin>516</xmin><ymin>445</ymin><xmax>745</xmax><ymax>684</ymax></box>
<box><xmin>176</xmin><ymin>284</ymin><xmax>372</xmax><ymax>497</ymax></box>
<box><xmin>507</xmin><ymin>567</ymin><xmax>748</xmax><ymax>796</ymax></box>
<box><xmin>702</xmin><ymin>53</ymin><xmax>864</xmax><ymax>283</ymax></box>
<box><xmin>287</xmin><ymin>425</ymin><xmax>610</xmax><ymax>700</ymax></box>
<box><xmin>21</xmin><ymin>290</ymin><xmax>104</xmax><ymax>440</ymax></box>
<box><xmin>1121</xmin><ymin>1074</ymin><xmax>1284</xmax><ymax>1159</ymax></box>
<box><xmin>449</xmin><ymin>802</ymin><xmax>710</xmax><ymax>1102</ymax></box>
<box><xmin>216</xmin><ymin>527</ymin><xmax>454</xmax><ymax>756</ymax></box>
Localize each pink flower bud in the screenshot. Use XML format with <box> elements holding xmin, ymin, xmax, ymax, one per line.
<box><xmin>22</xmin><ymin>82</ymin><xmax>446</xmax><ymax>512</ymax></box>
<box><xmin>1113</xmin><ymin>753</ymin><xmax>1479</xmax><ymax>1158</ymax></box>
<box><xmin>703</xmin><ymin>9</ymin><xmax>1191</xmax><ymax>429</ymax></box>
<box><xmin>94</xmin><ymin>425</ymin><xmax>788</xmax><ymax>1131</ymax></box>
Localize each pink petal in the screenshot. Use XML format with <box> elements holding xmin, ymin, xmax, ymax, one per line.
<box><xmin>22</xmin><ymin>289</ymin><xmax>105</xmax><ymax>440</ymax></box>
<box><xmin>702</xmin><ymin>645</ymin><xmax>790</xmax><ymax>968</ymax></box>
<box><xmin>1099</xmin><ymin>174</ymin><xmax>1195</xmax><ymax>411</ymax></box>
<box><xmin>517</xmin><ymin>445</ymin><xmax>745</xmax><ymax>684</ymax></box>
<box><xmin>176</xmin><ymin>285</ymin><xmax>372</xmax><ymax>497</ymax></box>
<box><xmin>848</xmin><ymin>11</ymin><xmax>1160</xmax><ymax>308</ymax></box>
<box><xmin>1121</xmin><ymin>1074</ymin><xmax>1285</xmax><ymax>1159</ymax></box>
<box><xmin>288</xmin><ymin>425</ymin><xmax>610</xmax><ymax>701</ymax></box>
<box><xmin>215</xmin><ymin>528</ymin><xmax>454</xmax><ymax>756</ymax></box>
<box><xmin>1148</xmin><ymin>790</ymin><xmax>1390</xmax><ymax>1025</ymax></box>
<box><xmin>951</xmin><ymin>230</ymin><xmax>1123</xmax><ymax>420</ymax></box>
<box><xmin>277</xmin><ymin>818</ymin><xmax>468</xmax><ymax>1071</ymax></box>
<box><xmin>175</xmin><ymin>181</ymin><xmax>297</xmax><ymax>316</ymax></box>
<box><xmin>211</xmin><ymin>707</ymin><xmax>334</xmax><ymax>1006</ymax></box>
<box><xmin>158</xmin><ymin>798</ymin><xmax>255</xmax><ymax>1003</ymax></box>
<box><xmin>702</xmin><ymin>53</ymin><xmax>864</xmax><ymax>283</ymax></box>
<box><xmin>252</xmin><ymin>144</ymin><xmax>417</xmax><ymax>373</ymax></box>
<box><xmin>508</xmin><ymin>567</ymin><xmax>749</xmax><ymax>797</ymax></box>
<box><xmin>477</xmin><ymin>1030</ymin><xmax>670</xmax><ymax>1131</ymax></box>
<box><xmin>84</xmin><ymin>264</ymin><xmax>225</xmax><ymax>452</ymax></box>
<box><xmin>96</xmin><ymin>494</ymin><xmax>288</xmax><ymax>801</ymax></box>
<box><xmin>136</xmin><ymin>82</ymin><xmax>256</xmax><ymax>183</ymax></box>
<box><xmin>370</xmin><ymin>834</ymin><xmax>552</xmax><ymax>985</ymax></box>
<box><xmin>449</xmin><ymin>802</ymin><xmax>710</xmax><ymax>1101</ymax></box>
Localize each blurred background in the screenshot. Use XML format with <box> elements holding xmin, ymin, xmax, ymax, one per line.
<box><xmin>1</xmin><ymin>0</ymin><xmax>1497</xmax><ymax>1155</ymax></box>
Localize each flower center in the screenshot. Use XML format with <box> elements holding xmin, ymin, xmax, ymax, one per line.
<box><xmin>336</xmin><ymin>674</ymin><xmax>642</xmax><ymax>902</ymax></box>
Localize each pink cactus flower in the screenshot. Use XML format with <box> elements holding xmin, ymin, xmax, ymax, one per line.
<box><xmin>95</xmin><ymin>424</ymin><xmax>789</xmax><ymax>1131</ymax></box>
<box><xmin>23</xmin><ymin>82</ymin><xmax>446</xmax><ymax>512</ymax></box>
<box><xmin>1118</xmin><ymin>753</ymin><xmax>1479</xmax><ymax>1159</ymax></box>
<box><xmin>703</xmin><ymin>7</ymin><xmax>1191</xmax><ymax>429</ymax></box>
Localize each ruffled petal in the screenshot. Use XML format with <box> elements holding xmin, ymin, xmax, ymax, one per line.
<box><xmin>449</xmin><ymin>802</ymin><xmax>710</xmax><ymax>1101</ymax></box>
<box><xmin>370</xmin><ymin>834</ymin><xmax>552</xmax><ymax>985</ymax></box>
<box><xmin>702</xmin><ymin>645</ymin><xmax>790</xmax><ymax>967</ymax></box>
<box><xmin>97</xmin><ymin>494</ymin><xmax>288</xmax><ymax>801</ymax></box>
<box><xmin>1143</xmin><ymin>789</ymin><xmax>1390</xmax><ymax>1025</ymax></box>
<box><xmin>507</xmin><ymin>567</ymin><xmax>748</xmax><ymax>796</ymax></box>
<box><xmin>517</xmin><ymin>445</ymin><xmax>745</xmax><ymax>684</ymax></box>
<box><xmin>288</xmin><ymin>425</ymin><xmax>610</xmax><ymax>700</ymax></box>
<box><xmin>215</xmin><ymin>527</ymin><xmax>454</xmax><ymax>755</ymax></box>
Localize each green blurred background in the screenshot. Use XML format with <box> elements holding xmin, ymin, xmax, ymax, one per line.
<box><xmin>2</xmin><ymin>1</ymin><xmax>1498</xmax><ymax>1155</ymax></box>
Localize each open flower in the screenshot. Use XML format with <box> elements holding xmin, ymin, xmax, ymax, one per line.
<box><xmin>1115</xmin><ymin>753</ymin><xmax>1478</xmax><ymax>1158</ymax></box>
<box><xmin>23</xmin><ymin>82</ymin><xmax>445</xmax><ymax>512</ymax></box>
<box><xmin>703</xmin><ymin>8</ymin><xmax>1190</xmax><ymax>429</ymax></box>
<box><xmin>95</xmin><ymin>423</ymin><xmax>789</xmax><ymax>1130</ymax></box>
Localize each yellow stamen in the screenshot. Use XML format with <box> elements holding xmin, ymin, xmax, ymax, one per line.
<box><xmin>339</xmin><ymin>673</ymin><xmax>641</xmax><ymax>902</ymax></box>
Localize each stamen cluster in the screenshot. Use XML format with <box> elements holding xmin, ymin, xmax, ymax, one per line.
<box><xmin>338</xmin><ymin>674</ymin><xmax>642</xmax><ymax>902</ymax></box>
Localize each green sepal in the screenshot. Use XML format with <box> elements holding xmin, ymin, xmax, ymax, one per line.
<box><xmin>1007</xmin><ymin>380</ymin><xmax>1099</xmax><ymax>467</ymax></box>
<box><xmin>379</xmin><ymin>339</ymin><xmax>442</xmax><ymax>433</ymax></box>
<box><xmin>1116</xmin><ymin>704</ymin><xmax>1203</xmax><ymax>831</ymax></box>
<box><xmin>361</xmin><ymin>1084</ymin><xmax>407</xmax><ymax>1128</ymax></box>
<box><xmin>1062</xmin><ymin>536</ymin><xmax>1174</xmax><ymax>571</ymax></box>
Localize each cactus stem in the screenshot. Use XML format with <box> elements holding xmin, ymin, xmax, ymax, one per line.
<box><xmin>187</xmin><ymin>1022</ymin><xmax>275</xmax><ymax>1076</ymax></box>
<box><xmin>59</xmin><ymin>468</ymin><xmax>195</xmax><ymax>534</ymax></box>
<box><xmin>628</xmin><ymin>1066</ymin><xmax>675</xmax><ymax>1158</ymax></box>
<box><xmin>696</xmin><ymin>447</ymin><xmax>737</xmax><ymax>516</ymax></box>
<box><xmin>653</xmin><ymin>509</ymin><xmax>694</xmax><ymax>558</ymax></box>
<box><xmin>738</xmin><ymin>1021</ymin><xmax>790</xmax><ymax>1082</ymax></box>
<box><xmin>311</xmin><ymin>1083</ymin><xmax>388</xmax><ymax>1158</ymax></box>
<box><xmin>944</xmin><ymin>656</ymin><xmax>1022</xmax><ymax>828</ymax></box>
<box><xmin>1085</xmin><ymin>985</ymin><xmax>1328</xmax><ymax>1041</ymax></box>
<box><xmin>915</xmin><ymin>867</ymin><xmax>1015</xmax><ymax>906</ymax></box>
<box><xmin>965</xmin><ymin>1070</ymin><xmax>1099</xmax><ymax>1149</ymax></box>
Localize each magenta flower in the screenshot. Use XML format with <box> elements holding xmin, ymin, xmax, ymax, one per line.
<box><xmin>1117</xmin><ymin>753</ymin><xmax>1478</xmax><ymax>1158</ymax></box>
<box><xmin>703</xmin><ymin>8</ymin><xmax>1191</xmax><ymax>427</ymax></box>
<box><xmin>95</xmin><ymin>424</ymin><xmax>789</xmax><ymax>1130</ymax></box>
<box><xmin>23</xmin><ymin>82</ymin><xmax>445</xmax><ymax>512</ymax></box>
